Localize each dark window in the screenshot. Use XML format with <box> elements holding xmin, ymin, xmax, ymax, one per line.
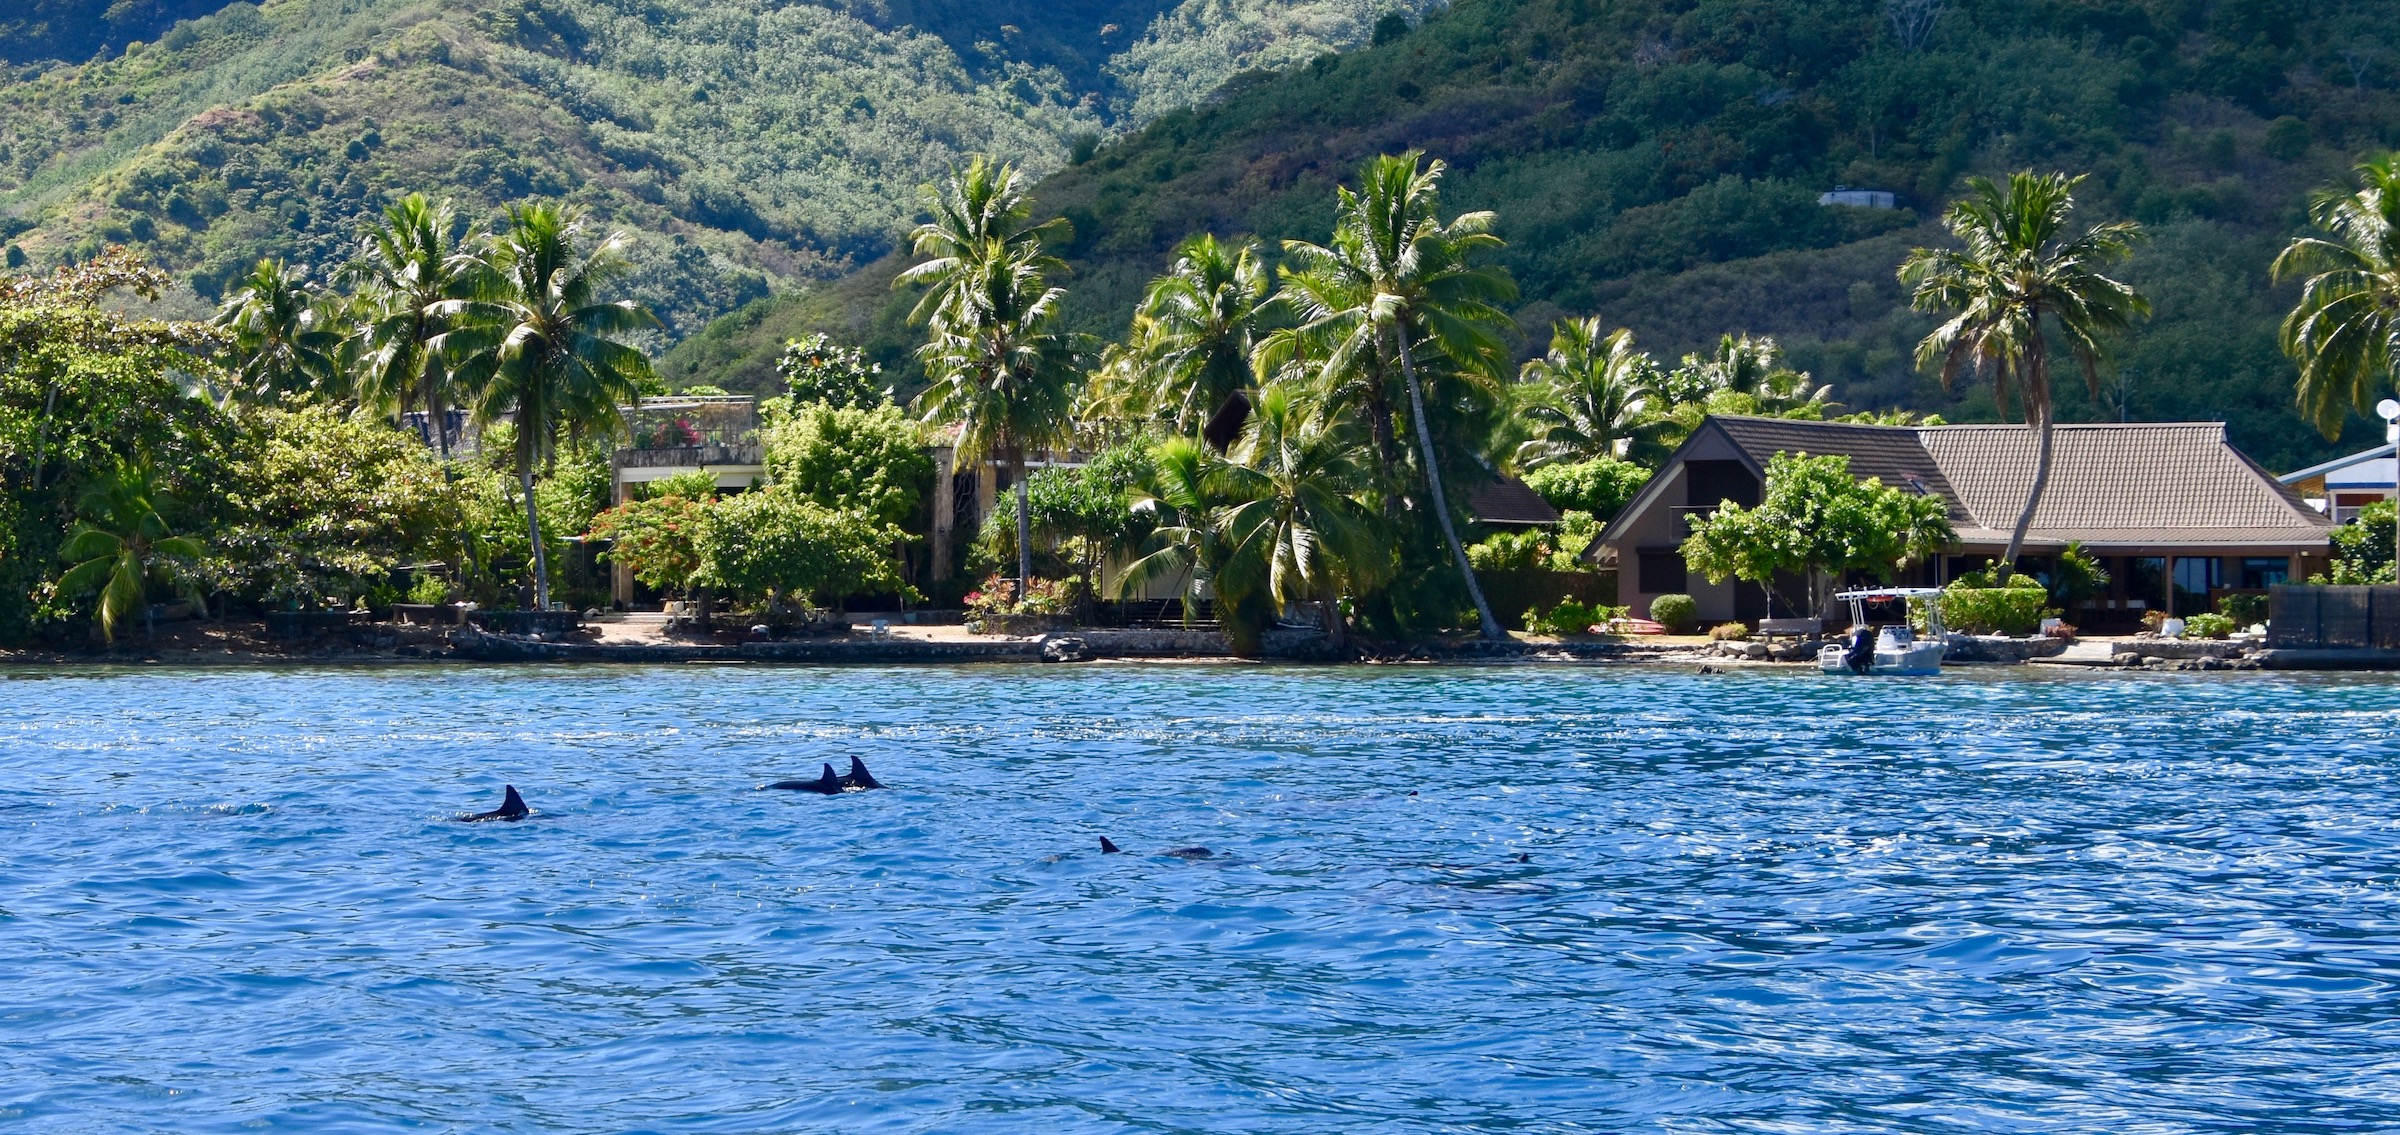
<box><xmin>2240</xmin><ymin>557</ymin><xmax>2290</xmax><ymax>589</ymax></box>
<box><xmin>1685</xmin><ymin>460</ymin><xmax>1759</xmax><ymax>508</ymax></box>
<box><xmin>2173</xmin><ymin>557</ymin><xmax>2221</xmax><ymax>615</ymax></box>
<box><xmin>1638</xmin><ymin>550</ymin><xmax>1687</xmax><ymax>593</ymax></box>
<box><xmin>2126</xmin><ymin>557</ymin><xmax>2167</xmax><ymax>610</ymax></box>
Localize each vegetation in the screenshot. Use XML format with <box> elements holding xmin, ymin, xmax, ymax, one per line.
<box><xmin>2181</xmin><ymin>611</ymin><xmax>2236</xmax><ymax>639</ymax></box>
<box><xmin>1647</xmin><ymin>592</ymin><xmax>1696</xmax><ymax>634</ymax></box>
<box><xmin>1522</xmin><ymin>596</ymin><xmax>1618</xmax><ymax>637</ymax></box>
<box><xmin>56</xmin><ymin>461</ymin><xmax>206</xmax><ymax>642</ymax></box>
<box><xmin>1940</xmin><ymin>576</ymin><xmax>2051</xmax><ymax>635</ymax></box>
<box><xmin>1900</xmin><ymin>172</ymin><xmax>2147</xmax><ymax>583</ymax></box>
<box><xmin>773</xmin><ymin>333</ymin><xmax>888</xmax><ymax>410</ymax></box>
<box><xmin>2276</xmin><ymin>157</ymin><xmax>2400</xmax><ymax>574</ymax></box>
<box><xmin>2320</xmin><ymin>499</ymin><xmax>2397</xmax><ymax>583</ymax></box>
<box><xmin>693</xmin><ymin>487</ymin><xmax>905</xmax><ymax>618</ymax></box>
<box><xmin>1680</xmin><ymin>451</ymin><xmax>1953</xmax><ymax>617</ymax></box>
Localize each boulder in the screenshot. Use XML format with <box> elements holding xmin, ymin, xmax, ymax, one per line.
<box><xmin>1040</xmin><ymin>634</ymin><xmax>1092</xmax><ymax>663</ymax></box>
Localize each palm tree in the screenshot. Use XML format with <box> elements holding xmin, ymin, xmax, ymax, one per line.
<box><xmin>1115</xmin><ymin>436</ymin><xmax>1234</xmax><ymax>626</ymax></box>
<box><xmin>1215</xmin><ymin>385</ymin><xmax>1384</xmax><ymax>649</ymax></box>
<box><xmin>344</xmin><ymin>194</ymin><xmax>479</xmax><ymax>457</ymax></box>
<box><xmin>1515</xmin><ymin>318</ymin><xmax>1656</xmax><ymax>468</ymax></box>
<box><xmin>1277</xmin><ymin>151</ymin><xmax>1518</xmax><ymax>639</ymax></box>
<box><xmin>1901</xmin><ymin>171</ymin><xmax>2147</xmax><ymax>583</ymax></box>
<box><xmin>2277</xmin><ymin>156</ymin><xmax>2400</xmax><ymax>574</ymax></box>
<box><xmin>213</xmin><ymin>258</ymin><xmax>343</xmax><ymax>403</ymax></box>
<box><xmin>1098</xmin><ymin>234</ymin><xmax>1275</xmax><ymax>434</ymax></box>
<box><xmin>56</xmin><ymin>462</ymin><xmax>205</xmax><ymax>644</ymax></box>
<box><xmin>902</xmin><ymin>158</ymin><xmax>1083</xmax><ymax>605</ymax></box>
<box><xmin>439</xmin><ymin>202</ymin><xmax>659</xmax><ymax>610</ymax></box>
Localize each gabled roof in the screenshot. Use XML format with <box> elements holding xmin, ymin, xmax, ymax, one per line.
<box><xmin>1601</xmin><ymin>415</ymin><xmax>2334</xmax><ymax>555</ymax></box>
<box><xmin>1469</xmin><ymin>476</ymin><xmax>1563</xmax><ymax>526</ymax></box>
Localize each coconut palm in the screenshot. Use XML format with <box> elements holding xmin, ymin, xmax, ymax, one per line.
<box><xmin>1097</xmin><ymin>234</ymin><xmax>1275</xmax><ymax>433</ymax></box>
<box><xmin>1114</xmin><ymin>436</ymin><xmax>1234</xmax><ymax>626</ymax></box>
<box><xmin>56</xmin><ymin>462</ymin><xmax>204</xmax><ymax>643</ymax></box>
<box><xmin>1901</xmin><ymin>171</ymin><xmax>2146</xmax><ymax>583</ymax></box>
<box><xmin>213</xmin><ymin>258</ymin><xmax>343</xmax><ymax>403</ymax></box>
<box><xmin>438</xmin><ymin>202</ymin><xmax>659</xmax><ymax>610</ymax></box>
<box><xmin>903</xmin><ymin>159</ymin><xmax>1084</xmax><ymax>605</ymax></box>
<box><xmin>2276</xmin><ymin>155</ymin><xmax>2400</xmax><ymax>437</ymax></box>
<box><xmin>1215</xmin><ymin>385</ymin><xmax>1384</xmax><ymax>649</ymax></box>
<box><xmin>2277</xmin><ymin>156</ymin><xmax>2400</xmax><ymax>573</ymax></box>
<box><xmin>1276</xmin><ymin>151</ymin><xmax>1518</xmax><ymax>639</ymax></box>
<box><xmin>1515</xmin><ymin>318</ymin><xmax>1657</xmax><ymax>468</ymax></box>
<box><xmin>344</xmin><ymin>194</ymin><xmax>479</xmax><ymax>457</ymax></box>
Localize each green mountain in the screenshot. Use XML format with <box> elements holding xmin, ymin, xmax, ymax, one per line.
<box><xmin>0</xmin><ymin>0</ymin><xmax>1427</xmax><ymax>335</ymax></box>
<box><xmin>675</xmin><ymin>0</ymin><xmax>2400</xmax><ymax>472</ymax></box>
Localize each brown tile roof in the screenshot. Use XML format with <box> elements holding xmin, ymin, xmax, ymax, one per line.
<box><xmin>1704</xmin><ymin>416</ymin><xmax>2334</xmax><ymax>551</ymax></box>
<box><xmin>1469</xmin><ymin>476</ymin><xmax>1563</xmax><ymax>525</ymax></box>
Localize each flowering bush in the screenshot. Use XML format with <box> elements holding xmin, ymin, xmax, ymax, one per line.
<box><xmin>1522</xmin><ymin>598</ymin><xmax>1626</xmax><ymax>636</ymax></box>
<box><xmin>965</xmin><ymin>574</ymin><xmax>1083</xmax><ymax>617</ymax></box>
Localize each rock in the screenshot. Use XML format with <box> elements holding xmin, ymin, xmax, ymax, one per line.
<box><xmin>1040</xmin><ymin>634</ymin><xmax>1091</xmax><ymax>663</ymax></box>
<box><xmin>1742</xmin><ymin>641</ymin><xmax>1770</xmax><ymax>661</ymax></box>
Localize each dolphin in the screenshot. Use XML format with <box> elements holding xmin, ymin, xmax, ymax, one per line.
<box><xmin>1163</xmin><ymin>846</ymin><xmax>1214</xmax><ymax>860</ymax></box>
<box><xmin>766</xmin><ymin>764</ymin><xmax>844</xmax><ymax>794</ymax></box>
<box><xmin>1099</xmin><ymin>836</ymin><xmax>1123</xmax><ymax>854</ymax></box>
<box><xmin>839</xmin><ymin>757</ymin><xmax>883</xmax><ymax>791</ymax></box>
<box><xmin>459</xmin><ymin>784</ymin><xmax>530</xmax><ymax>823</ymax></box>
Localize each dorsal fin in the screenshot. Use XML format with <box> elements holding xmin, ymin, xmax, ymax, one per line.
<box><xmin>1099</xmin><ymin>836</ymin><xmax>1122</xmax><ymax>854</ymax></box>
<box><xmin>500</xmin><ymin>784</ymin><xmax>527</xmax><ymax>816</ymax></box>
<box><xmin>843</xmin><ymin>757</ymin><xmax>883</xmax><ymax>790</ymax></box>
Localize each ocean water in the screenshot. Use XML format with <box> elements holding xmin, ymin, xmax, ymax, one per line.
<box><xmin>2</xmin><ymin>663</ymin><xmax>2397</xmax><ymax>1133</ymax></box>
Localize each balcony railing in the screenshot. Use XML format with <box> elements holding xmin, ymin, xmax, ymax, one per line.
<box><xmin>621</xmin><ymin>396</ymin><xmax>759</xmax><ymax>451</ymax></box>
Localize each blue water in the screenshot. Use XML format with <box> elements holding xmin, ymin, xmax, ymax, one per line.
<box><xmin>3</xmin><ymin>664</ymin><xmax>2398</xmax><ymax>1133</ymax></box>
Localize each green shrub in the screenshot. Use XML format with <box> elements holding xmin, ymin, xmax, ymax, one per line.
<box><xmin>406</xmin><ymin>573</ymin><xmax>451</xmax><ymax>605</ymax></box>
<box><xmin>1649</xmin><ymin>593</ymin><xmax>1697</xmax><ymax>633</ymax></box>
<box><xmin>1941</xmin><ymin>580</ymin><xmax>2053</xmax><ymax>636</ymax></box>
<box><xmin>2215</xmin><ymin>592</ymin><xmax>2269</xmax><ymax>627</ymax></box>
<box><xmin>2182</xmin><ymin>612</ymin><xmax>2235</xmax><ymax>639</ymax></box>
<box><xmin>1523</xmin><ymin>597</ymin><xmax>1626</xmax><ymax>636</ymax></box>
<box><xmin>1709</xmin><ymin>621</ymin><xmax>1750</xmax><ymax>641</ymax></box>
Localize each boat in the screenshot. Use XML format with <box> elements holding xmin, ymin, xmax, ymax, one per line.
<box><xmin>1818</xmin><ymin>587</ymin><xmax>1949</xmax><ymax>676</ymax></box>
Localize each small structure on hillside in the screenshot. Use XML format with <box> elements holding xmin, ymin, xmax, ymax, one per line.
<box><xmin>1818</xmin><ymin>186</ymin><xmax>1899</xmax><ymax>209</ymax></box>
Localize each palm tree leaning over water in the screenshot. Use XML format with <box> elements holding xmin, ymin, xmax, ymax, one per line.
<box><xmin>1516</xmin><ymin>317</ymin><xmax>1656</xmax><ymax>468</ymax></box>
<box><xmin>2275</xmin><ymin>155</ymin><xmax>2400</xmax><ymax>576</ymax></box>
<box><xmin>902</xmin><ymin>158</ymin><xmax>1083</xmax><ymax>605</ymax></box>
<box><xmin>1278</xmin><ymin>151</ymin><xmax>1517</xmax><ymax>640</ymax></box>
<box><xmin>1900</xmin><ymin>171</ymin><xmax>2146</xmax><ymax>585</ymax></box>
<box><xmin>345</xmin><ymin>193</ymin><xmax>480</xmax><ymax>458</ymax></box>
<box><xmin>439</xmin><ymin>202</ymin><xmax>658</xmax><ymax>610</ymax></box>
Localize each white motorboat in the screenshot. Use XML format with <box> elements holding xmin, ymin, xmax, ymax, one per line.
<box><xmin>1818</xmin><ymin>587</ymin><xmax>1949</xmax><ymax>676</ymax></box>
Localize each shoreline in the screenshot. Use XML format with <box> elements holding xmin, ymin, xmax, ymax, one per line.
<box><xmin>6</xmin><ymin>618</ymin><xmax>2397</xmax><ymax>670</ymax></box>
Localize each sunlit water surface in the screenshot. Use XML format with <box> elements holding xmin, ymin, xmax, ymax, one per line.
<box><xmin>3</xmin><ymin>663</ymin><xmax>2398</xmax><ymax>1133</ymax></box>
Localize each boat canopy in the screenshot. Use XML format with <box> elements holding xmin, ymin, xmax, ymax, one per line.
<box><xmin>1832</xmin><ymin>587</ymin><xmax>1945</xmax><ymax>601</ymax></box>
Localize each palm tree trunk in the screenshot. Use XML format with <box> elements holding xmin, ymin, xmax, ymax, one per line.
<box><xmin>1014</xmin><ymin>458</ymin><xmax>1033</xmax><ymax>608</ymax></box>
<box><xmin>1999</xmin><ymin>401</ymin><xmax>2054</xmax><ymax>588</ymax></box>
<box><xmin>1394</xmin><ymin>333</ymin><xmax>1504</xmax><ymax>640</ymax></box>
<box><xmin>518</xmin><ymin>448</ymin><xmax>551</xmax><ymax>611</ymax></box>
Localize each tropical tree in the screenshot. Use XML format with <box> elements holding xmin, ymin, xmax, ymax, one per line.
<box><xmin>1515</xmin><ymin>318</ymin><xmax>1657</xmax><ymax>468</ymax></box>
<box><xmin>1276</xmin><ymin>151</ymin><xmax>1518</xmax><ymax>639</ymax></box>
<box><xmin>1115</xmin><ymin>436</ymin><xmax>1235</xmax><ymax>627</ymax></box>
<box><xmin>1098</xmin><ymin>234</ymin><xmax>1275</xmax><ymax>433</ymax></box>
<box><xmin>344</xmin><ymin>194</ymin><xmax>478</xmax><ymax>457</ymax></box>
<box><xmin>1656</xmin><ymin>333</ymin><xmax>1828</xmax><ymax>410</ymax></box>
<box><xmin>1900</xmin><ymin>171</ymin><xmax>2147</xmax><ymax>583</ymax></box>
<box><xmin>213</xmin><ymin>258</ymin><xmax>343</xmax><ymax>404</ymax></box>
<box><xmin>56</xmin><ymin>462</ymin><xmax>205</xmax><ymax>643</ymax></box>
<box><xmin>2274</xmin><ymin>155</ymin><xmax>2400</xmax><ymax>573</ymax></box>
<box><xmin>439</xmin><ymin>203</ymin><xmax>659</xmax><ymax>610</ymax></box>
<box><xmin>1215</xmin><ymin>385</ymin><xmax>1384</xmax><ymax>649</ymax></box>
<box><xmin>901</xmin><ymin>158</ymin><xmax>1083</xmax><ymax>605</ymax></box>
<box><xmin>1680</xmin><ymin>451</ymin><xmax>1955</xmax><ymax>617</ymax></box>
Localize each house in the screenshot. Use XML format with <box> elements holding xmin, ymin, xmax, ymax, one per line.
<box><xmin>1818</xmin><ymin>186</ymin><xmax>1899</xmax><ymax>209</ymax></box>
<box><xmin>2279</xmin><ymin>443</ymin><xmax>2395</xmax><ymax>522</ymax></box>
<box><xmin>1593</xmin><ymin>415</ymin><xmax>2338</xmax><ymax>627</ymax></box>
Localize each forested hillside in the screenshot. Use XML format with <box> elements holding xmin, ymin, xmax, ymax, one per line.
<box><xmin>678</xmin><ymin>0</ymin><xmax>2400</xmax><ymax>470</ymax></box>
<box><xmin>0</xmin><ymin>0</ymin><xmax>1425</xmax><ymax>335</ymax></box>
